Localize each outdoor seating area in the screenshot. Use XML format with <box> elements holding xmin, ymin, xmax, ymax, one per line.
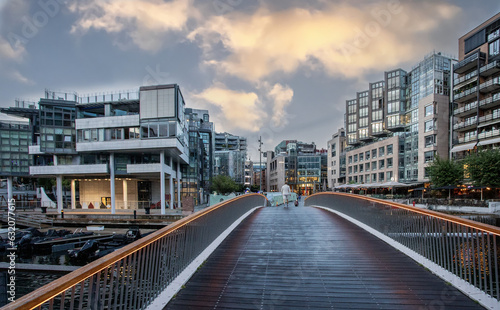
<box><xmin>334</xmin><ymin>182</ymin><xmax>500</xmax><ymax>206</ymax></box>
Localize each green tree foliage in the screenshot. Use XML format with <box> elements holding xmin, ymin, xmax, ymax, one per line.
<box><xmin>209</xmin><ymin>175</ymin><xmax>238</xmax><ymax>195</ymax></box>
<box><xmin>427</xmin><ymin>155</ymin><xmax>464</xmax><ymax>187</ymax></box>
<box><xmin>465</xmin><ymin>149</ymin><xmax>500</xmax><ymax>188</ymax></box>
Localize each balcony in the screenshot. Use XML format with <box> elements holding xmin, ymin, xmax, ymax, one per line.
<box><xmin>479</xmin><ymin>77</ymin><xmax>500</xmax><ymax>93</ymax></box>
<box><xmin>458</xmin><ymin>135</ymin><xmax>477</xmax><ymax>144</ymax></box>
<box><xmin>479</xmin><ymin>93</ymin><xmax>500</xmax><ymax>109</ymax></box>
<box><xmin>75</xmin><ymin>115</ymin><xmax>140</xmax><ymax>130</ymax></box>
<box><xmin>453</xmin><ymin>86</ymin><xmax>477</xmax><ymax>103</ymax></box>
<box><xmin>371</xmin><ymin>130</ymin><xmax>390</xmax><ymax>137</ymax></box>
<box><xmin>478</xmin><ymin>129</ymin><xmax>500</xmax><ymax>140</ymax></box>
<box><xmin>453</xmin><ymin>70</ymin><xmax>477</xmax><ymax>89</ymax></box>
<box><xmin>30</xmin><ymin>164</ymin><xmax>109</xmax><ymax>176</ymax></box>
<box><xmin>453</xmin><ymin>118</ymin><xmax>477</xmax><ymax>132</ymax></box>
<box><xmin>453</xmin><ymin>51</ymin><xmax>485</xmax><ymax>74</ymax></box>
<box><xmin>479</xmin><ymin>60</ymin><xmax>500</xmax><ymax>77</ymax></box>
<box><xmin>28</xmin><ymin>144</ymin><xmax>43</xmax><ymax>155</ymax></box>
<box><xmin>453</xmin><ymin>101</ymin><xmax>477</xmax><ymax>117</ymax></box>
<box><xmin>478</xmin><ymin>112</ymin><xmax>500</xmax><ymax>127</ymax></box>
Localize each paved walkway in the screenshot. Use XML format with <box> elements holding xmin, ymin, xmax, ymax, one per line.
<box><xmin>164</xmin><ymin>202</ymin><xmax>484</xmax><ymax>309</ymax></box>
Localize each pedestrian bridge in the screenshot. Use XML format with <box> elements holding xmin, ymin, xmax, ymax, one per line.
<box><xmin>3</xmin><ymin>193</ymin><xmax>500</xmax><ymax>310</ymax></box>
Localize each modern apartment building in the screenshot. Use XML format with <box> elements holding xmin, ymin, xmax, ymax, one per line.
<box><xmin>184</xmin><ymin>108</ymin><xmax>214</xmax><ymax>204</ymax></box>
<box><xmin>1</xmin><ymin>84</ymin><xmax>189</xmax><ymax>213</ymax></box>
<box><xmin>327</xmin><ymin>128</ymin><xmax>346</xmax><ymax>189</ymax></box>
<box><xmin>214</xmin><ymin>132</ymin><xmax>247</xmax><ymax>184</ymax></box>
<box><xmin>244</xmin><ymin>160</ymin><xmax>253</xmax><ymax>187</ymax></box>
<box><xmin>342</xmin><ymin>52</ymin><xmax>453</xmax><ymax>184</ymax></box>
<box><xmin>266</xmin><ymin>140</ymin><xmax>326</xmax><ymax>195</ymax></box>
<box><xmin>451</xmin><ymin>13</ymin><xmax>500</xmax><ymax>158</ymax></box>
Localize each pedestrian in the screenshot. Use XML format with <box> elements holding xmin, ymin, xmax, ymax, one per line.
<box><xmin>281</xmin><ymin>183</ymin><xmax>291</xmax><ymax>208</ymax></box>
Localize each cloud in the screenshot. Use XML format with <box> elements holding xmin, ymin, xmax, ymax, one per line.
<box><xmin>189</xmin><ymin>1</ymin><xmax>461</xmax><ymax>82</ymax></box>
<box><xmin>267</xmin><ymin>83</ymin><xmax>293</xmax><ymax>128</ymax></box>
<box><xmin>69</xmin><ymin>0</ymin><xmax>196</xmax><ymax>52</ymax></box>
<box><xmin>191</xmin><ymin>83</ymin><xmax>264</xmax><ymax>132</ymax></box>
<box><xmin>0</xmin><ymin>36</ymin><xmax>25</xmax><ymax>62</ymax></box>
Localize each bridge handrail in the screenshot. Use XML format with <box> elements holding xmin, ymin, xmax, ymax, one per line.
<box><xmin>2</xmin><ymin>193</ymin><xmax>267</xmax><ymax>310</ymax></box>
<box><xmin>305</xmin><ymin>192</ymin><xmax>500</xmax><ymax>303</ymax></box>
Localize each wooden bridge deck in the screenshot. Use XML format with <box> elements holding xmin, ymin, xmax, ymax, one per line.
<box><xmin>164</xmin><ymin>203</ymin><xmax>484</xmax><ymax>309</ymax></box>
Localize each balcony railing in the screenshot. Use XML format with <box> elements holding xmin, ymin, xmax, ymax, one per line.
<box><xmin>453</xmin><ymin>86</ymin><xmax>477</xmax><ymax>102</ymax></box>
<box><xmin>478</xmin><ymin>129</ymin><xmax>500</xmax><ymax>139</ymax></box>
<box><xmin>479</xmin><ymin>77</ymin><xmax>500</xmax><ymax>93</ymax></box>
<box><xmin>453</xmin><ymin>101</ymin><xmax>477</xmax><ymax>116</ymax></box>
<box><xmin>453</xmin><ymin>117</ymin><xmax>477</xmax><ymax>130</ymax></box>
<box><xmin>479</xmin><ymin>60</ymin><xmax>500</xmax><ymax>76</ymax></box>
<box><xmin>478</xmin><ymin>113</ymin><xmax>500</xmax><ymax>124</ymax></box>
<box><xmin>458</xmin><ymin>135</ymin><xmax>477</xmax><ymax>143</ymax></box>
<box><xmin>479</xmin><ymin>93</ymin><xmax>500</xmax><ymax>108</ymax></box>
<box><xmin>453</xmin><ymin>51</ymin><xmax>485</xmax><ymax>74</ymax></box>
<box><xmin>453</xmin><ymin>70</ymin><xmax>477</xmax><ymax>88</ymax></box>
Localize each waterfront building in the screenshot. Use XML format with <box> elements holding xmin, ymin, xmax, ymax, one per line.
<box><xmin>214</xmin><ymin>132</ymin><xmax>247</xmax><ymax>184</ymax></box>
<box><xmin>327</xmin><ymin>128</ymin><xmax>346</xmax><ymax>189</ymax></box>
<box><xmin>340</xmin><ymin>52</ymin><xmax>453</xmax><ymax>185</ymax></box>
<box><xmin>1</xmin><ymin>84</ymin><xmax>189</xmax><ymax>214</ymax></box>
<box><xmin>244</xmin><ymin>160</ymin><xmax>253</xmax><ymax>188</ymax></box>
<box><xmin>451</xmin><ymin>13</ymin><xmax>500</xmax><ymax>159</ymax></box>
<box><xmin>184</xmin><ymin>108</ymin><xmax>214</xmax><ymax>204</ymax></box>
<box><xmin>266</xmin><ymin>140</ymin><xmax>326</xmax><ymax>195</ymax></box>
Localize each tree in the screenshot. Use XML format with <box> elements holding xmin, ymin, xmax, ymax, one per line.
<box><xmin>209</xmin><ymin>175</ymin><xmax>238</xmax><ymax>195</ymax></box>
<box><xmin>427</xmin><ymin>155</ymin><xmax>464</xmax><ymax>188</ymax></box>
<box><xmin>465</xmin><ymin>149</ymin><xmax>500</xmax><ymax>188</ymax></box>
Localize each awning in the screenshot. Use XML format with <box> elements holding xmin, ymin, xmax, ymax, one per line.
<box><xmin>478</xmin><ymin>137</ymin><xmax>500</xmax><ymax>146</ymax></box>
<box><xmin>450</xmin><ymin>142</ymin><xmax>477</xmax><ymax>153</ymax></box>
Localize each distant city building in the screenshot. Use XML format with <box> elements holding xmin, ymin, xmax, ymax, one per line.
<box><xmin>341</xmin><ymin>52</ymin><xmax>454</xmax><ymax>185</ymax></box>
<box><xmin>1</xmin><ymin>84</ymin><xmax>190</xmax><ymax>213</ymax></box>
<box><xmin>214</xmin><ymin>132</ymin><xmax>247</xmax><ymax>184</ymax></box>
<box><xmin>184</xmin><ymin>108</ymin><xmax>215</xmax><ymax>204</ymax></box>
<box><xmin>252</xmin><ymin>162</ymin><xmax>266</xmax><ymax>190</ymax></box>
<box><xmin>266</xmin><ymin>140</ymin><xmax>327</xmax><ymax>195</ymax></box>
<box><xmin>244</xmin><ymin>160</ymin><xmax>253</xmax><ymax>187</ymax></box>
<box><xmin>327</xmin><ymin>128</ymin><xmax>346</xmax><ymax>189</ymax></box>
<box><xmin>451</xmin><ymin>13</ymin><xmax>500</xmax><ymax>159</ymax></box>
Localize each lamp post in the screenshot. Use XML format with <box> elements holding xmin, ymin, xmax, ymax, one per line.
<box><xmin>258</xmin><ymin>136</ymin><xmax>263</xmax><ymax>193</ymax></box>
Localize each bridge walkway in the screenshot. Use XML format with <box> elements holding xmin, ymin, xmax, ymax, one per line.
<box><xmin>164</xmin><ymin>202</ymin><xmax>483</xmax><ymax>309</ymax></box>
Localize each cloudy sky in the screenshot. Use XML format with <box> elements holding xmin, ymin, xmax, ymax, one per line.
<box><xmin>0</xmin><ymin>0</ymin><xmax>499</xmax><ymax>160</ymax></box>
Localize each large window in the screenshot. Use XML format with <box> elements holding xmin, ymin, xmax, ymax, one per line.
<box><xmin>424</xmin><ymin>151</ymin><xmax>435</xmax><ymax>163</ymax></box>
<box><xmin>387</xmin><ymin>157</ymin><xmax>393</xmax><ymax>168</ymax></box>
<box><xmin>386</xmin><ymin>144</ymin><xmax>393</xmax><ymax>155</ymax></box>
<box><xmin>424</xmin><ymin>135</ymin><xmax>435</xmax><ymax>147</ymax></box>
<box><xmin>378</xmin><ymin>147</ymin><xmax>385</xmax><ymax>157</ymax></box>
<box><xmin>424</xmin><ymin>120</ymin><xmax>434</xmax><ymax>132</ymax></box>
<box><xmin>490</xmin><ymin>38</ymin><xmax>500</xmax><ymax>57</ymax></box>
<box><xmin>425</xmin><ymin>104</ymin><xmax>434</xmax><ymax>116</ymax></box>
<box><xmin>372</xmin><ymin>110</ymin><xmax>383</xmax><ymax>121</ymax></box>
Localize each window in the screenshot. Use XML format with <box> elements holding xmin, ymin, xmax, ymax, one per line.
<box><xmin>372</xmin><ymin>173</ymin><xmax>377</xmax><ymax>182</ymax></box>
<box><xmin>425</xmin><ymin>104</ymin><xmax>434</xmax><ymax>116</ymax></box>
<box><xmin>354</xmin><ymin>165</ymin><xmax>358</xmax><ymax>173</ymax></box>
<box><xmin>379</xmin><ymin>159</ymin><xmax>385</xmax><ymax>169</ymax></box>
<box><xmin>359</xmin><ymin>117</ymin><xmax>368</xmax><ymax>127</ymax></box>
<box><xmin>365</xmin><ymin>163</ymin><xmax>370</xmax><ymax>170</ymax></box>
<box><xmin>379</xmin><ymin>147</ymin><xmax>385</xmax><ymax>156</ymax></box>
<box><xmin>372</xmin><ymin>149</ymin><xmax>377</xmax><ymax>158</ymax></box>
<box><xmin>372</xmin><ymin>161</ymin><xmax>377</xmax><ymax>170</ymax></box>
<box><xmin>379</xmin><ymin>172</ymin><xmax>385</xmax><ymax>182</ymax></box>
<box><xmin>387</xmin><ymin>157</ymin><xmax>393</xmax><ymax>168</ymax></box>
<box><xmin>424</xmin><ymin>135</ymin><xmax>435</xmax><ymax>147</ymax></box>
<box><xmin>359</xmin><ymin>164</ymin><xmax>364</xmax><ymax>172</ymax></box>
<box><xmin>372</xmin><ymin>122</ymin><xmax>383</xmax><ymax>133</ymax></box>
<box><xmin>490</xmin><ymin>38</ymin><xmax>500</xmax><ymax>57</ymax></box>
<box><xmin>424</xmin><ymin>120</ymin><xmax>434</xmax><ymax>132</ymax></box>
<box><xmin>372</xmin><ymin>110</ymin><xmax>383</xmax><ymax>121</ymax></box>
<box><xmin>386</xmin><ymin>171</ymin><xmax>393</xmax><ymax>181</ymax></box>
<box><xmin>348</xmin><ymin>167</ymin><xmax>352</xmax><ymax>174</ymax></box>
<box><xmin>354</xmin><ymin>154</ymin><xmax>358</xmax><ymax>162</ymax></box>
<box><xmin>424</xmin><ymin>151</ymin><xmax>435</xmax><ymax>163</ymax></box>
<box><xmin>359</xmin><ymin>153</ymin><xmax>364</xmax><ymax>161</ymax></box>
<box><xmin>365</xmin><ymin>151</ymin><xmax>370</xmax><ymax>160</ymax></box>
<box><xmin>387</xmin><ymin>144</ymin><xmax>393</xmax><ymax>155</ymax></box>
<box><xmin>348</xmin><ymin>156</ymin><xmax>352</xmax><ymax>164</ymax></box>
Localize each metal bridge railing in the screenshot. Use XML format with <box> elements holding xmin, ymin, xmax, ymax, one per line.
<box><xmin>305</xmin><ymin>192</ymin><xmax>500</xmax><ymax>303</ymax></box>
<box><xmin>2</xmin><ymin>194</ymin><xmax>266</xmax><ymax>310</ymax></box>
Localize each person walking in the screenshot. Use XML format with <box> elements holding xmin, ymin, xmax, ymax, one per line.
<box><xmin>281</xmin><ymin>183</ymin><xmax>291</xmax><ymax>208</ymax></box>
